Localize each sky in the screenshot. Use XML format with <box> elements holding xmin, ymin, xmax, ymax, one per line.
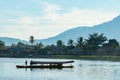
<box><xmin>0</xmin><ymin>0</ymin><xmax>120</xmax><ymax>40</ymax></box>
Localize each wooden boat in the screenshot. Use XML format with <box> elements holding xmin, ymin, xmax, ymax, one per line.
<box><xmin>16</xmin><ymin>65</ymin><xmax>74</xmax><ymax>68</ymax></box>
<box><xmin>16</xmin><ymin>60</ymin><xmax>74</xmax><ymax>69</ymax></box>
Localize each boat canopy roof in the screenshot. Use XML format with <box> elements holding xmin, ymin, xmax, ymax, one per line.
<box><xmin>31</xmin><ymin>60</ymin><xmax>74</xmax><ymax>64</ymax></box>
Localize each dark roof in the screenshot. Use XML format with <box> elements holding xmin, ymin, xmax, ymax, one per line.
<box><xmin>31</xmin><ymin>61</ymin><xmax>74</xmax><ymax>64</ymax></box>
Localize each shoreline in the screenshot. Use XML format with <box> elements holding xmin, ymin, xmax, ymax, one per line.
<box><xmin>1</xmin><ymin>55</ymin><xmax>120</xmax><ymax>62</ymax></box>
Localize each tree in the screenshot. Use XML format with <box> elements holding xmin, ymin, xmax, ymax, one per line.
<box><xmin>29</xmin><ymin>36</ymin><xmax>35</xmax><ymax>50</ymax></box>
<box><xmin>107</xmin><ymin>39</ymin><xmax>119</xmax><ymax>48</ymax></box>
<box><xmin>56</xmin><ymin>40</ymin><xmax>64</xmax><ymax>47</ymax></box>
<box><xmin>76</xmin><ymin>37</ymin><xmax>84</xmax><ymax>48</ymax></box>
<box><xmin>67</xmin><ymin>39</ymin><xmax>75</xmax><ymax>50</ymax></box>
<box><xmin>86</xmin><ymin>33</ymin><xmax>107</xmax><ymax>47</ymax></box>
<box><xmin>17</xmin><ymin>42</ymin><xmax>26</xmax><ymax>48</ymax></box>
<box><xmin>29</xmin><ymin>36</ymin><xmax>35</xmax><ymax>46</ymax></box>
<box><xmin>11</xmin><ymin>44</ymin><xmax>16</xmax><ymax>48</ymax></box>
<box><xmin>35</xmin><ymin>42</ymin><xmax>44</xmax><ymax>50</ymax></box>
<box><xmin>67</xmin><ymin>39</ymin><xmax>74</xmax><ymax>46</ymax></box>
<box><xmin>84</xmin><ymin>33</ymin><xmax>107</xmax><ymax>55</ymax></box>
<box><xmin>0</xmin><ymin>40</ymin><xmax>5</xmax><ymax>50</ymax></box>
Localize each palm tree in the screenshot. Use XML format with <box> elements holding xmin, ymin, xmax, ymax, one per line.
<box><xmin>67</xmin><ymin>39</ymin><xmax>74</xmax><ymax>46</ymax></box>
<box><xmin>29</xmin><ymin>36</ymin><xmax>35</xmax><ymax>49</ymax></box>
<box><xmin>84</xmin><ymin>33</ymin><xmax>107</xmax><ymax>55</ymax></box>
<box><xmin>76</xmin><ymin>37</ymin><xmax>84</xmax><ymax>48</ymax></box>
<box><xmin>86</xmin><ymin>33</ymin><xmax>107</xmax><ymax>48</ymax></box>
<box><xmin>56</xmin><ymin>40</ymin><xmax>64</xmax><ymax>47</ymax></box>
<box><xmin>29</xmin><ymin>36</ymin><xmax>35</xmax><ymax>46</ymax></box>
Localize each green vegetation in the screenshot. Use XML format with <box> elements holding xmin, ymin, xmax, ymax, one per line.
<box><xmin>30</xmin><ymin>55</ymin><xmax>120</xmax><ymax>61</ymax></box>
<box><xmin>0</xmin><ymin>33</ymin><xmax>120</xmax><ymax>61</ymax></box>
<box><xmin>0</xmin><ymin>40</ymin><xmax>5</xmax><ymax>50</ymax></box>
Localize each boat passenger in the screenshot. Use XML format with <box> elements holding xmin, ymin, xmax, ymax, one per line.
<box><xmin>30</xmin><ymin>60</ymin><xmax>33</xmax><ymax>66</ymax></box>
<box><xmin>25</xmin><ymin>60</ymin><xmax>27</xmax><ymax>66</ymax></box>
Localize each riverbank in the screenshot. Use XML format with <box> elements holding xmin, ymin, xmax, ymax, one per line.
<box><xmin>33</xmin><ymin>55</ymin><xmax>120</xmax><ymax>61</ymax></box>
<box><xmin>1</xmin><ymin>54</ymin><xmax>120</xmax><ymax>61</ymax></box>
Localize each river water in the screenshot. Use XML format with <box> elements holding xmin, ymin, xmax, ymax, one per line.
<box><xmin>0</xmin><ymin>58</ymin><xmax>120</xmax><ymax>80</ymax></box>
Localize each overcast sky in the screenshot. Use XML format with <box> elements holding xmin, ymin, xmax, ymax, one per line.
<box><xmin>0</xmin><ymin>0</ymin><xmax>120</xmax><ymax>40</ymax></box>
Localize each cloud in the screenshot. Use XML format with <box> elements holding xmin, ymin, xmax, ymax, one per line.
<box><xmin>40</xmin><ymin>2</ymin><xmax>119</xmax><ymax>26</ymax></box>
<box><xmin>42</xmin><ymin>2</ymin><xmax>61</xmax><ymax>12</ymax></box>
<box><xmin>54</xmin><ymin>8</ymin><xmax>118</xmax><ymax>26</ymax></box>
<box><xmin>0</xmin><ymin>2</ymin><xmax>119</xmax><ymax>40</ymax></box>
<box><xmin>41</xmin><ymin>4</ymin><xmax>119</xmax><ymax>30</ymax></box>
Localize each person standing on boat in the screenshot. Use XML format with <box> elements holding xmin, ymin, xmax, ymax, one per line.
<box><xmin>30</xmin><ymin>60</ymin><xmax>32</xmax><ymax>66</ymax></box>
<box><xmin>25</xmin><ymin>60</ymin><xmax>27</xmax><ymax>66</ymax></box>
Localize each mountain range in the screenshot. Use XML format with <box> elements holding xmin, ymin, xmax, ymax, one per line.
<box><xmin>0</xmin><ymin>15</ymin><xmax>120</xmax><ymax>45</ymax></box>
<box><xmin>0</xmin><ymin>37</ymin><xmax>28</xmax><ymax>46</ymax></box>
<box><xmin>38</xmin><ymin>15</ymin><xmax>120</xmax><ymax>44</ymax></box>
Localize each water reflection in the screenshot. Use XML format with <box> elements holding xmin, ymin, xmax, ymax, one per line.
<box><xmin>76</xmin><ymin>60</ymin><xmax>120</xmax><ymax>80</ymax></box>
<box><xmin>29</xmin><ymin>67</ymin><xmax>63</xmax><ymax>72</ymax></box>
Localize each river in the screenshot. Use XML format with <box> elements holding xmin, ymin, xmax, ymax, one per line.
<box><xmin>0</xmin><ymin>58</ymin><xmax>120</xmax><ymax>80</ymax></box>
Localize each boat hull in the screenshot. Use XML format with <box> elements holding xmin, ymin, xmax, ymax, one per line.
<box><xmin>16</xmin><ymin>65</ymin><xmax>73</xmax><ymax>68</ymax></box>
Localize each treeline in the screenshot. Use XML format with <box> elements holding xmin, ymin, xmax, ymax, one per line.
<box><xmin>0</xmin><ymin>33</ymin><xmax>120</xmax><ymax>57</ymax></box>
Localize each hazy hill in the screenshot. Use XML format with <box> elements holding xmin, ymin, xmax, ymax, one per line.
<box><xmin>38</xmin><ymin>15</ymin><xmax>120</xmax><ymax>45</ymax></box>
<box><xmin>0</xmin><ymin>15</ymin><xmax>120</xmax><ymax>45</ymax></box>
<box><xmin>0</xmin><ymin>37</ymin><xmax>28</xmax><ymax>46</ymax></box>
